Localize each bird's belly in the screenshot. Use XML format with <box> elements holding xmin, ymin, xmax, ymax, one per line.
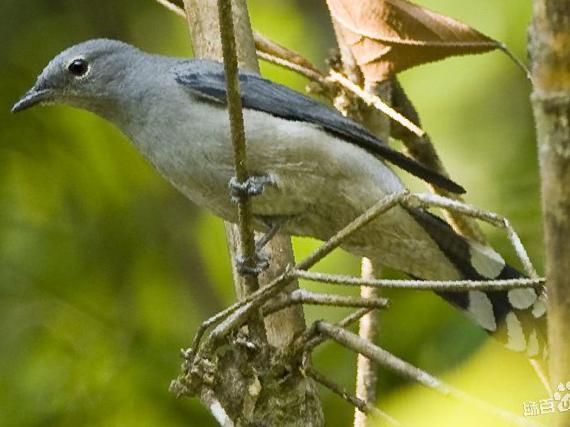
<box><xmin>128</xmin><ymin>106</ymin><xmax>457</xmax><ymax>278</ymax></box>
<box><xmin>132</xmin><ymin>106</ymin><xmax>403</xmax><ymax>223</ymax></box>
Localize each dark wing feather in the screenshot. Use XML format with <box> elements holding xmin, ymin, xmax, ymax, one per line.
<box><xmin>174</xmin><ymin>60</ymin><xmax>465</xmax><ymax>194</ymax></box>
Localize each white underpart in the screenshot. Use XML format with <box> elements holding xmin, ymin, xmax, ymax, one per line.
<box><xmin>505</xmin><ymin>312</ymin><xmax>527</xmax><ymax>352</ymax></box>
<box><xmin>526</xmin><ymin>329</ymin><xmax>539</xmax><ymax>357</ymax></box>
<box><xmin>508</xmin><ymin>288</ymin><xmax>538</xmax><ymax>310</ymax></box>
<box><xmin>468</xmin><ymin>291</ymin><xmax>497</xmax><ymax>331</ymax></box>
<box><xmin>468</xmin><ymin>242</ymin><xmax>505</xmax><ymax>279</ymax></box>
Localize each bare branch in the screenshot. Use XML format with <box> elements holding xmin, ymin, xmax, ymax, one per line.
<box><xmin>297</xmin><ymin>191</ymin><xmax>406</xmax><ymax>270</ymax></box>
<box><xmin>216</xmin><ymin>0</ymin><xmax>266</xmax><ymax>342</ymax></box>
<box><xmin>294</xmin><ymin>270</ymin><xmax>545</xmax><ymax>292</ymax></box>
<box><xmin>256</xmin><ymin>51</ymin><xmax>326</xmax><ymax>83</ymax></box>
<box><xmin>306</xmin><ymin>367</ymin><xmax>400</xmax><ymax>427</ymax></box>
<box><xmin>253</xmin><ymin>31</ymin><xmax>323</xmax><ymax>77</ymax></box>
<box><xmin>262</xmin><ymin>289</ymin><xmax>389</xmax><ymax>316</ymax></box>
<box><xmin>355</xmin><ymin>259</ymin><xmax>382</xmax><ymax>427</ymax></box>
<box><xmin>299</xmin><ymin>308</ymin><xmax>374</xmax><ymax>355</ymax></box>
<box><xmin>155</xmin><ymin>0</ymin><xmax>186</xmax><ymax>16</ymax></box>
<box><xmin>191</xmin><ymin>190</ymin><xmax>542</xmax><ymax>354</ymax></box>
<box><xmin>407</xmin><ymin>193</ymin><xmax>538</xmax><ymax>278</ymax></box>
<box><xmin>327</xmin><ymin>70</ymin><xmax>425</xmax><ymax>137</ymax></box>
<box><xmin>316</xmin><ymin>322</ymin><xmax>544</xmax><ymax>427</ymax></box>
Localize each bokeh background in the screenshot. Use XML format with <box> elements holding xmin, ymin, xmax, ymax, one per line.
<box><xmin>0</xmin><ymin>0</ymin><xmax>551</xmax><ymax>426</ymax></box>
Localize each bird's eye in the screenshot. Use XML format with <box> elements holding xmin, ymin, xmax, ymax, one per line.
<box><xmin>68</xmin><ymin>58</ymin><xmax>89</xmax><ymax>77</ymax></box>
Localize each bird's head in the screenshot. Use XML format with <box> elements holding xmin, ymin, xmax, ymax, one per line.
<box><xmin>12</xmin><ymin>39</ymin><xmax>141</xmax><ymax>116</ymax></box>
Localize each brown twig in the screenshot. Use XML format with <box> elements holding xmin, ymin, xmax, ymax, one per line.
<box><xmin>262</xmin><ymin>289</ymin><xmax>389</xmax><ymax>316</ymax></box>
<box><xmin>316</xmin><ymin>322</ymin><xmax>544</xmax><ymax>427</ymax></box>
<box><xmin>294</xmin><ymin>270</ymin><xmax>545</xmax><ymax>292</ymax></box>
<box><xmin>306</xmin><ymin>367</ymin><xmax>400</xmax><ymax>426</ymax></box>
<box><xmin>298</xmin><ymin>308</ymin><xmax>374</xmax><ymax>355</ymax></box>
<box><xmin>216</xmin><ymin>0</ymin><xmax>266</xmax><ymax>343</ymax></box>
<box><xmin>327</xmin><ymin>71</ymin><xmax>425</xmax><ymax>137</ymax></box>
<box><xmin>191</xmin><ymin>190</ymin><xmax>542</xmax><ymax>354</ymax></box>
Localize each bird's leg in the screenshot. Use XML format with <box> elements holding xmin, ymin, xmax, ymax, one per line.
<box><xmin>229</xmin><ymin>174</ymin><xmax>274</xmax><ymax>203</ymax></box>
<box><xmin>228</xmin><ymin>174</ymin><xmax>277</xmax><ymax>276</ymax></box>
<box><xmin>235</xmin><ymin>219</ymin><xmax>282</xmax><ymax>276</ymax></box>
<box><xmin>235</xmin><ymin>254</ymin><xmax>270</xmax><ymax>277</ymax></box>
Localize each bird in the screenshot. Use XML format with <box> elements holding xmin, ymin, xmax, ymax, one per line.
<box><xmin>12</xmin><ymin>39</ymin><xmax>546</xmax><ymax>358</ymax></box>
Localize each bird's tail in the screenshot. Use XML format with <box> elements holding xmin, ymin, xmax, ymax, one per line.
<box><xmin>408</xmin><ymin>208</ymin><xmax>547</xmax><ymax>360</ymax></box>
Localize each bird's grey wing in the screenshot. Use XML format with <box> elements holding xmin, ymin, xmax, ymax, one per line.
<box><xmin>174</xmin><ymin>61</ymin><xmax>465</xmax><ymax>194</ymax></box>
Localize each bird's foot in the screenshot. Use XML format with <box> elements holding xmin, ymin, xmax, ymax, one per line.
<box><xmin>235</xmin><ymin>253</ymin><xmax>270</xmax><ymax>277</ymax></box>
<box><xmin>234</xmin><ymin>221</ymin><xmax>283</xmax><ymax>276</ymax></box>
<box><xmin>229</xmin><ymin>175</ymin><xmax>273</xmax><ymax>203</ymax></box>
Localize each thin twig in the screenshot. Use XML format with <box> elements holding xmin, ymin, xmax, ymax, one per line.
<box><xmin>294</xmin><ymin>270</ymin><xmax>545</xmax><ymax>291</ymax></box>
<box><xmin>306</xmin><ymin>367</ymin><xmax>400</xmax><ymax>426</ymax></box>
<box><xmin>192</xmin><ymin>187</ymin><xmax>402</xmax><ymax>351</ymax></box>
<box><xmin>355</xmin><ymin>259</ymin><xmax>382</xmax><ymax>427</ymax></box>
<box><xmin>155</xmin><ymin>0</ymin><xmax>186</xmax><ymax>16</ymax></box>
<box><xmin>296</xmin><ymin>308</ymin><xmax>374</xmax><ymax>356</ymax></box>
<box><xmin>297</xmin><ymin>191</ymin><xmax>406</xmax><ymax>271</ymax></box>
<box><xmin>253</xmin><ymin>31</ymin><xmax>323</xmax><ymax>77</ymax></box>
<box><xmin>191</xmin><ymin>190</ymin><xmax>542</xmax><ymax>354</ymax></box>
<box><xmin>196</xmin><ymin>190</ymin><xmax>405</xmax><ymax>346</ymax></box>
<box><xmin>327</xmin><ymin>71</ymin><xmax>425</xmax><ymax>137</ymax></box>
<box><xmin>498</xmin><ymin>43</ymin><xmax>532</xmax><ymax>81</ymax></box>
<box><xmin>316</xmin><ymin>322</ymin><xmax>544</xmax><ymax>427</ymax></box>
<box><xmin>407</xmin><ymin>192</ymin><xmax>539</xmax><ymax>278</ymax></box>
<box><xmin>216</xmin><ymin>0</ymin><xmax>265</xmax><ymax>341</ymax></box>
<box><xmin>262</xmin><ymin>289</ymin><xmax>389</xmax><ymax>316</ymax></box>
<box><xmin>256</xmin><ymin>51</ymin><xmax>326</xmax><ymax>83</ymax></box>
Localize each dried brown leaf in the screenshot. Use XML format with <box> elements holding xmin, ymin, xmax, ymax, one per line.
<box><xmin>327</xmin><ymin>0</ymin><xmax>501</xmax><ymax>82</ymax></box>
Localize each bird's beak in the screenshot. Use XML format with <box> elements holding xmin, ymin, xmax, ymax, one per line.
<box><xmin>11</xmin><ymin>87</ymin><xmax>54</xmax><ymax>113</ymax></box>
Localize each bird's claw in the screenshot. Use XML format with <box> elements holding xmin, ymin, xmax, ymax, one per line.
<box><xmin>235</xmin><ymin>252</ymin><xmax>271</xmax><ymax>277</ymax></box>
<box><xmin>229</xmin><ymin>175</ymin><xmax>272</xmax><ymax>203</ymax></box>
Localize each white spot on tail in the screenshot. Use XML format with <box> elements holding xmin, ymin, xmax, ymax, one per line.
<box><xmin>468</xmin><ymin>291</ymin><xmax>497</xmax><ymax>331</ymax></box>
<box><xmin>508</xmin><ymin>288</ymin><xmax>538</xmax><ymax>310</ymax></box>
<box><xmin>532</xmin><ymin>296</ymin><xmax>547</xmax><ymax>318</ymax></box>
<box><xmin>505</xmin><ymin>312</ymin><xmax>527</xmax><ymax>352</ymax></box>
<box><xmin>469</xmin><ymin>242</ymin><xmax>505</xmax><ymax>279</ymax></box>
<box><xmin>527</xmin><ymin>329</ymin><xmax>539</xmax><ymax>357</ymax></box>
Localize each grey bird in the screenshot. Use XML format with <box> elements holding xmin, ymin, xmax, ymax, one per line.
<box><xmin>12</xmin><ymin>39</ymin><xmax>546</xmax><ymax>357</ymax></box>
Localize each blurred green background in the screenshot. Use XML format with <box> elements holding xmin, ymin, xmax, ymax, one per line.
<box><xmin>0</xmin><ymin>1</ymin><xmax>550</xmax><ymax>426</ymax></box>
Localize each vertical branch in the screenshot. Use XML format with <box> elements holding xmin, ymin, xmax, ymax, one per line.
<box><xmin>215</xmin><ymin>0</ymin><xmax>268</xmax><ymax>343</ymax></box>
<box><xmin>531</xmin><ymin>1</ymin><xmax>570</xmax><ymax>425</ymax></box>
<box><xmin>354</xmin><ymin>80</ymin><xmax>392</xmax><ymax>427</ymax></box>
<box><xmin>178</xmin><ymin>1</ymin><xmax>323</xmax><ymax>425</ymax></box>
<box><xmin>355</xmin><ymin>260</ymin><xmax>382</xmax><ymax>427</ymax></box>
<box><xmin>183</xmin><ymin>0</ymin><xmax>305</xmax><ymax>347</ymax></box>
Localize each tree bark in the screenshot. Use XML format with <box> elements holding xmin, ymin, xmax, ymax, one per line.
<box><xmin>183</xmin><ymin>0</ymin><xmax>306</xmax><ymax>348</ymax></box>
<box><xmin>531</xmin><ymin>1</ymin><xmax>570</xmax><ymax>425</ymax></box>
<box><xmin>178</xmin><ymin>1</ymin><xmax>323</xmax><ymax>425</ymax></box>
